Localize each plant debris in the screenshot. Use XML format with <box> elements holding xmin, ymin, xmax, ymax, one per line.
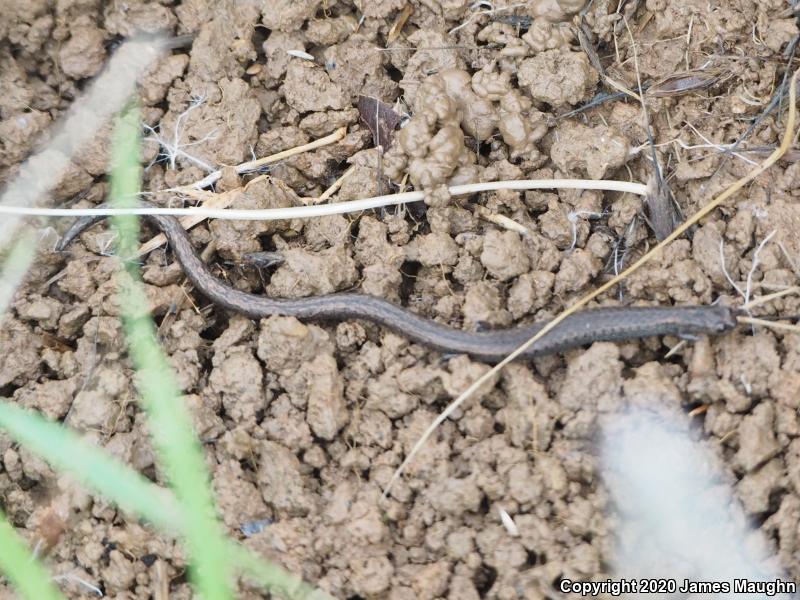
<box><xmin>357</xmin><ymin>95</ymin><xmax>404</xmax><ymax>150</ymax></box>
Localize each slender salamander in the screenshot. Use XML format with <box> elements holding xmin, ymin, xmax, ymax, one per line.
<box><xmin>56</xmin><ymin>206</ymin><xmax>738</xmax><ymax>363</ymax></box>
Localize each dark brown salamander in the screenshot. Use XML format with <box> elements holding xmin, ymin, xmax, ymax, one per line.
<box><xmin>56</xmin><ymin>207</ymin><xmax>738</xmax><ymax>363</ymax></box>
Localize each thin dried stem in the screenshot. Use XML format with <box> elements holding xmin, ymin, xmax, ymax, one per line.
<box><xmin>473</xmin><ymin>205</ymin><xmax>531</xmax><ymax>236</ymax></box>
<box><xmin>737</xmin><ymin>316</ymin><xmax>800</xmax><ymax>334</ymax></box>
<box><xmin>744</xmin><ymin>230</ymin><xmax>777</xmax><ymax>305</ymax></box>
<box><xmin>6</xmin><ymin>179</ymin><xmax>649</xmax><ymax>221</ymax></box>
<box><xmin>741</xmin><ymin>286</ymin><xmax>800</xmax><ymax>311</ymax></box>
<box><xmin>312</xmin><ymin>165</ymin><xmax>356</xmax><ymax>205</ymax></box>
<box><xmin>170</xmin><ymin>126</ymin><xmax>348</xmax><ymax>191</ymax></box>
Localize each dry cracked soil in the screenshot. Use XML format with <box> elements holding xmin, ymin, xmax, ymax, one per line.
<box><xmin>2</xmin><ymin>0</ymin><xmax>800</xmax><ymax>598</ymax></box>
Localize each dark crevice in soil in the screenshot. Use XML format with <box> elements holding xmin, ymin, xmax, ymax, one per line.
<box><xmin>525</xmin><ymin>549</ymin><xmax>541</xmax><ymax>568</ymax></box>
<box><xmin>385</xmin><ymin>64</ymin><xmax>403</xmax><ymax>83</ymax></box>
<box><xmin>398</xmin><ymin>260</ymin><xmax>421</xmax><ymax>305</ymax></box>
<box><xmin>0</xmin><ymin>383</ymin><xmax>19</xmax><ymax>398</ymax></box>
<box><xmin>474</xmin><ymin>564</ymin><xmax>498</xmax><ymax>595</ymax></box>
<box><xmin>198</xmin><ymin>314</ymin><xmax>228</xmax><ymax>342</ymax></box>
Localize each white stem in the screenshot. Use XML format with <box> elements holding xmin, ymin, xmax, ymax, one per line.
<box><xmin>1</xmin><ymin>179</ymin><xmax>648</xmax><ymax>221</ymax></box>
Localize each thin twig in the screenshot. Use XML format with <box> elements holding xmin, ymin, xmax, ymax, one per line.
<box><xmin>10</xmin><ymin>179</ymin><xmax>650</xmax><ymax>221</ymax></box>
<box><xmin>625</xmin><ymin>18</ymin><xmax>664</xmax><ymax>192</ymax></box>
<box><xmin>312</xmin><ymin>165</ymin><xmax>356</xmax><ymax>205</ymax></box>
<box><xmin>448</xmin><ymin>2</ymin><xmax>527</xmax><ymax>35</ymax></box>
<box><xmin>744</xmin><ymin>230</ymin><xmax>777</xmax><ymax>305</ymax></box>
<box><xmin>35</xmin><ymin>179</ymin><xmax>647</xmax><ymax>261</ymax></box>
<box><xmin>741</xmin><ymin>286</ymin><xmax>800</xmax><ymax>311</ymax></box>
<box><xmin>53</xmin><ymin>574</ymin><xmax>103</xmax><ymax>597</ymax></box>
<box><xmin>737</xmin><ymin>316</ymin><xmax>800</xmax><ymax>334</ymax></box>
<box><xmin>473</xmin><ymin>205</ymin><xmax>531</xmax><ymax>236</ymax></box>
<box><xmin>171</xmin><ymin>126</ymin><xmax>348</xmax><ymax>191</ymax></box>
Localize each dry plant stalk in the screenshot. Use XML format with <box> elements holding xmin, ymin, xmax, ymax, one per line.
<box><xmin>647</xmin><ymin>69</ymin><xmax>722</xmax><ymax>98</ymax></box>
<box><xmin>473</xmin><ymin>205</ymin><xmax>531</xmax><ymax>236</ymax></box>
<box><xmin>312</xmin><ymin>166</ymin><xmax>355</xmax><ymax>205</ymax></box>
<box><xmin>137</xmin><ymin>128</ymin><xmax>348</xmax><ymax>255</ymax></box>
<box><xmin>737</xmin><ymin>316</ymin><xmax>800</xmax><ymax>334</ymax></box>
<box><xmin>742</xmin><ymin>286</ymin><xmax>800</xmax><ymax>311</ymax></box>
<box><xmin>171</xmin><ymin>126</ymin><xmax>347</xmax><ymax>191</ymax></box>
<box><xmin>387</xmin><ymin>4</ymin><xmax>414</xmax><ymax>43</ymax></box>
<box><xmin>382</xmin><ymin>69</ymin><xmax>800</xmax><ymax>498</ymax></box>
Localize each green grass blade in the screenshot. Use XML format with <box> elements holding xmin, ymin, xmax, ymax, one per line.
<box><xmin>0</xmin><ymin>401</ymin><xmax>184</xmax><ymax>533</ymax></box>
<box><xmin>107</xmin><ymin>103</ymin><xmax>233</xmax><ymax>598</ymax></box>
<box><xmin>233</xmin><ymin>546</ymin><xmax>333</xmax><ymax>600</ymax></box>
<box><xmin>0</xmin><ymin>401</ymin><xmax>332</xmax><ymax>600</ymax></box>
<box><xmin>0</xmin><ymin>506</ymin><xmax>65</xmax><ymax>600</ymax></box>
<box><xmin>0</xmin><ymin>101</ymin><xmax>333</xmax><ymax>600</ymax></box>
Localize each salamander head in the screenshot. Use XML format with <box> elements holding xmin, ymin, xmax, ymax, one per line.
<box><xmin>712</xmin><ymin>304</ymin><xmax>740</xmax><ymax>333</ymax></box>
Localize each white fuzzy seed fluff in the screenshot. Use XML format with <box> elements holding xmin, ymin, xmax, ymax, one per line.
<box><xmin>601</xmin><ymin>409</ymin><xmax>792</xmax><ymax>599</ymax></box>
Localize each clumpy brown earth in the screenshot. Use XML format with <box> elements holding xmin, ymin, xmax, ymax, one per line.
<box><xmin>2</xmin><ymin>0</ymin><xmax>800</xmax><ymax>597</ymax></box>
